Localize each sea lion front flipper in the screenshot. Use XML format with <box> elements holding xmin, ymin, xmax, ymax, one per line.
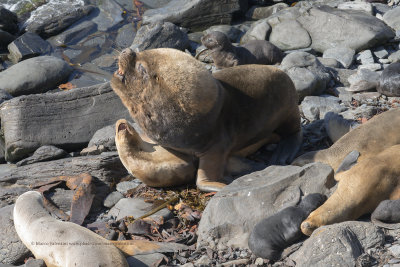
<box><xmin>324</xmin><ymin>112</ymin><xmax>359</xmax><ymax>143</ymax></box>
<box><xmin>335</xmin><ymin>150</ymin><xmax>360</xmax><ymax>174</ymax></box>
<box><xmin>270</xmin><ymin>129</ymin><xmax>303</xmax><ymax>165</ymax></box>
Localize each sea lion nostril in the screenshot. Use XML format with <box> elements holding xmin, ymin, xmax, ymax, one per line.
<box><xmin>118</xmin><ymin>123</ymin><xmax>127</xmax><ymax>132</ymax></box>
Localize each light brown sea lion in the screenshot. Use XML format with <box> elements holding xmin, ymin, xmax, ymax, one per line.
<box><xmin>301</xmin><ymin>144</ymin><xmax>400</xmax><ymax>235</ymax></box>
<box><xmin>111</xmin><ymin>47</ymin><xmax>301</xmax><ymax>192</ymax></box>
<box><xmin>198</xmin><ymin>31</ymin><xmax>284</xmax><ymax>69</ymax></box>
<box><xmin>292</xmin><ymin>108</ymin><xmax>400</xmax><ymax>172</ymax></box>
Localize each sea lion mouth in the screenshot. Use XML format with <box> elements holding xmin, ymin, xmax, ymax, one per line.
<box><xmin>118</xmin><ymin>123</ymin><xmax>127</xmax><ymax>132</ymax></box>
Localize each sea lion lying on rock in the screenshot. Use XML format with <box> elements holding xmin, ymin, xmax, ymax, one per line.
<box><xmin>301</xmin><ymin>144</ymin><xmax>400</xmax><ymax>235</ymax></box>
<box><xmin>248</xmin><ymin>193</ymin><xmax>326</xmax><ymax>261</ymax></box>
<box><xmin>198</xmin><ymin>31</ymin><xmax>284</xmax><ymax>69</ymax></box>
<box><xmin>292</xmin><ymin>108</ymin><xmax>400</xmax><ymax>172</ymax></box>
<box><xmin>111</xmin><ymin>48</ymin><xmax>301</xmax><ymax>192</ymax></box>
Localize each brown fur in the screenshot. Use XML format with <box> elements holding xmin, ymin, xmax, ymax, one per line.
<box><xmin>301</xmin><ymin>144</ymin><xmax>400</xmax><ymax>235</ymax></box>
<box><xmin>293</xmin><ymin>108</ymin><xmax>400</xmax><ymax>172</ymax></box>
<box><xmin>111</xmin><ymin>48</ymin><xmax>300</xmax><ymax>192</ymax></box>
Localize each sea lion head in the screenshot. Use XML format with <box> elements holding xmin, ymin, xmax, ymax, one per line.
<box><xmin>201</xmin><ymin>31</ymin><xmax>233</xmax><ymax>50</ymax></box>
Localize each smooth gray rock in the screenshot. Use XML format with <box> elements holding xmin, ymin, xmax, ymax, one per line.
<box><xmin>374</xmin><ymin>46</ymin><xmax>389</xmax><ymax>59</ymax></box>
<box><xmin>388</xmin><ymin>50</ymin><xmax>400</xmax><ymax>63</ymax></box>
<box><xmin>116</xmin><ymin>181</ymin><xmax>141</xmax><ymax>195</ymax></box>
<box><xmin>131</xmin><ymin>22</ymin><xmax>189</xmax><ymax>51</ymax></box>
<box><xmin>46</xmin><ymin>188</ymin><xmax>74</xmax><ymax>213</ymax></box>
<box><xmin>337</xmin><ymin>1</ymin><xmax>373</xmax><ymax>15</ymax></box>
<box><xmin>331</xmin><ymin>68</ymin><xmax>357</xmax><ymax>87</ymax></box>
<box><xmin>103</xmin><ymin>191</ymin><xmax>124</xmax><ymax>208</ymax></box>
<box><xmin>0</xmin><ymin>82</ymin><xmax>130</xmax><ymax>162</ymax></box>
<box><xmin>88</xmin><ymin>125</ymin><xmax>116</xmax><ymax>149</ymax></box>
<box><xmin>347</xmin><ymin>68</ymin><xmax>380</xmax><ymax>87</ymax></box>
<box><xmin>0</xmin><ymin>7</ymin><xmax>18</xmax><ymax>34</ymax></box>
<box><xmin>280</xmin><ymin>52</ymin><xmax>332</xmax><ymax>99</ymax></box>
<box><xmin>16</xmin><ymin>145</ymin><xmax>68</xmax><ymax>167</ymax></box>
<box><xmin>297</xmin><ymin>6</ymin><xmax>395</xmax><ymax>53</ymax></box>
<box><xmin>358</xmin><ymin>63</ymin><xmax>382</xmax><ymax>71</ymax></box>
<box><xmin>301</xmin><ymin>95</ymin><xmax>347</xmax><ymax>121</ymax></box>
<box><xmin>383</xmin><ymin>6</ymin><xmax>400</xmax><ymax>31</ymax></box>
<box><xmin>318</xmin><ymin>57</ymin><xmax>341</xmax><ymax>68</ymax></box>
<box><xmin>142</xmin><ymin>0</ymin><xmax>248</xmax><ymax>30</ymax></box>
<box><xmin>204</xmin><ymin>25</ymin><xmax>243</xmax><ymax>43</ymax></box>
<box><xmin>269</xmin><ymin>20</ymin><xmax>311</xmax><ymax>51</ymax></box>
<box><xmin>0</xmin><ymin>56</ymin><xmax>72</xmax><ymax>97</ymax></box>
<box><xmin>290</xmin><ymin>222</ymin><xmax>384</xmax><ymax>266</ymax></box>
<box><xmin>51</xmin><ymin>20</ymin><xmax>97</xmax><ymax>46</ymax></box>
<box><xmin>24</xmin><ymin>3</ymin><xmax>94</xmax><ymax>37</ymax></box>
<box><xmin>115</xmin><ymin>23</ymin><xmax>136</xmax><ymax>49</ymax></box>
<box><xmin>7</xmin><ymin>32</ymin><xmax>52</xmax><ymax>63</ymax></box>
<box><xmin>323</xmin><ymin>47</ymin><xmax>355</xmax><ymax>68</ymax></box>
<box><xmin>108</xmin><ymin>198</ymin><xmax>173</xmax><ymax>221</ymax></box>
<box><xmin>240</xmin><ymin>19</ymin><xmax>271</xmax><ymax>44</ymax></box>
<box><xmin>0</xmin><ymin>205</ymin><xmax>30</xmax><ymax>264</ymax></box>
<box><xmin>245</xmin><ymin>3</ymin><xmax>288</xmax><ymax>20</ymax></box>
<box><xmin>0</xmin><ymin>30</ymin><xmax>14</xmax><ymax>50</ymax></box>
<box><xmin>92</xmin><ymin>0</ymin><xmax>124</xmax><ymax>32</ymax></box>
<box><xmin>357</xmin><ymin>49</ymin><xmax>375</xmax><ymax>65</ymax></box>
<box><xmin>197</xmin><ymin>163</ymin><xmax>335</xmax><ymax>249</ymax></box>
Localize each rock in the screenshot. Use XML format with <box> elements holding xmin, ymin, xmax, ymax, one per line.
<box><xmin>340</xmin><ymin>105</ymin><xmax>377</xmax><ymax>120</ymax></box>
<box><xmin>318</xmin><ymin>57</ymin><xmax>341</xmax><ymax>68</ymax></box>
<box><xmin>127</xmin><ymin>253</ymin><xmax>166</xmax><ymax>267</ymax></box>
<box><xmin>280</xmin><ymin>52</ymin><xmax>332</xmax><ymax>99</ymax></box>
<box><xmin>0</xmin><ymin>56</ymin><xmax>72</xmax><ymax>97</ymax></box>
<box><xmin>25</xmin><ymin>3</ymin><xmax>93</xmax><ymax>37</ymax></box>
<box><xmin>331</xmin><ymin>68</ymin><xmax>357</xmax><ymax>87</ymax></box>
<box><xmin>108</xmin><ymin>198</ymin><xmax>173</xmax><ymax>221</ymax></box>
<box><xmin>347</xmin><ymin>80</ymin><xmax>378</xmax><ymax>93</ymax></box>
<box><xmin>45</xmin><ymin>188</ymin><xmax>74</xmax><ymax>213</ymax></box>
<box><xmin>197</xmin><ymin>163</ymin><xmax>335</xmax><ymax>249</ymax></box>
<box><xmin>269</xmin><ymin>20</ymin><xmax>311</xmax><ymax>51</ymax></box>
<box><xmin>383</xmin><ymin>6</ymin><xmax>400</xmax><ymax>31</ymax></box>
<box><xmin>374</xmin><ymin>47</ymin><xmax>389</xmax><ymax>59</ymax></box>
<box><xmin>116</xmin><ymin>181</ymin><xmax>141</xmax><ymax>195</ymax></box>
<box><xmin>390</xmin><ymin>245</ymin><xmax>400</xmax><ymax>258</ymax></box>
<box><xmin>323</xmin><ymin>47</ymin><xmax>355</xmax><ymax>68</ymax></box>
<box><xmin>0</xmin><ymin>152</ymin><xmax>127</xmax><ymax>187</ymax></box>
<box><xmin>337</xmin><ymin>2</ymin><xmax>373</xmax><ymax>15</ymax></box>
<box><xmin>0</xmin><ymin>90</ymin><xmax>12</xmax><ymax>105</ymax></box>
<box><xmin>266</xmin><ymin>7</ymin><xmax>302</xmax><ymax>27</ymax></box>
<box><xmin>80</xmin><ymin>145</ymin><xmax>107</xmax><ymax>156</ymax></box>
<box><xmin>16</xmin><ymin>145</ymin><xmax>68</xmax><ymax>167</ymax></box>
<box><xmin>348</xmin><ymin>68</ymin><xmax>380</xmax><ymax>87</ymax></box>
<box><xmin>290</xmin><ymin>222</ymin><xmax>384</xmax><ymax>266</ymax></box>
<box><xmin>358</xmin><ymin>63</ymin><xmax>382</xmax><ymax>71</ymax></box>
<box><xmin>245</xmin><ymin>3</ymin><xmax>288</xmax><ymax>20</ymax></box>
<box><xmin>352</xmin><ymin>92</ymin><xmax>381</xmax><ymax>102</ymax></box>
<box><xmin>0</xmin><ymin>30</ymin><xmax>15</xmax><ymax>50</ymax></box>
<box><xmin>92</xmin><ymin>0</ymin><xmax>124</xmax><ymax>32</ymax></box>
<box><xmin>204</xmin><ymin>25</ymin><xmax>243</xmax><ymax>43</ymax></box>
<box><xmin>194</xmin><ymin>255</ymin><xmax>211</xmax><ymax>266</ymax></box>
<box><xmin>103</xmin><ymin>191</ymin><xmax>124</xmax><ymax>208</ymax></box>
<box><xmin>297</xmin><ymin>6</ymin><xmax>395</xmax><ymax>53</ymax></box>
<box><xmin>0</xmin><ymin>82</ymin><xmax>130</xmax><ymax>162</ymax></box>
<box><xmin>0</xmin><ymin>205</ymin><xmax>30</xmax><ymax>264</ymax></box>
<box><xmin>142</xmin><ymin>0</ymin><xmax>248</xmax><ymax>30</ymax></box>
<box><xmin>51</xmin><ymin>21</ymin><xmax>97</xmax><ymax>46</ymax></box>
<box><xmin>356</xmin><ymin>49</ymin><xmax>375</xmax><ymax>65</ymax></box>
<box><xmin>115</xmin><ymin>23</ymin><xmax>136</xmax><ymax>49</ymax></box>
<box><xmin>301</xmin><ymin>95</ymin><xmax>347</xmax><ymax>121</ymax></box>
<box><xmin>88</xmin><ymin>125</ymin><xmax>116</xmax><ymax>150</ymax></box>
<box><xmin>24</xmin><ymin>259</ymin><xmax>46</xmax><ymax>267</ymax></box>
<box><xmin>0</xmin><ymin>7</ymin><xmax>18</xmax><ymax>34</ymax></box>
<box><xmin>388</xmin><ymin>50</ymin><xmax>400</xmax><ymax>63</ymax></box>
<box><xmin>240</xmin><ymin>19</ymin><xmax>271</xmax><ymax>44</ymax></box>
<box><xmin>7</xmin><ymin>32</ymin><xmax>52</xmax><ymax>63</ymax></box>
<box><xmin>131</xmin><ymin>22</ymin><xmax>189</xmax><ymax>52</ymax></box>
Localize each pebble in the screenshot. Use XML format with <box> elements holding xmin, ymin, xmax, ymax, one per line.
<box><xmin>358</xmin><ymin>63</ymin><xmax>382</xmax><ymax>71</ymax></box>
<box><xmin>103</xmin><ymin>191</ymin><xmax>124</xmax><ymax>208</ymax></box>
<box><xmin>357</xmin><ymin>50</ymin><xmax>375</xmax><ymax>65</ymax></box>
<box><xmin>116</xmin><ymin>180</ymin><xmax>141</xmax><ymax>195</ymax></box>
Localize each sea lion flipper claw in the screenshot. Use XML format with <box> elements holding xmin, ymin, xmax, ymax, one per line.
<box><xmin>335</xmin><ymin>150</ymin><xmax>360</xmax><ymax>174</ymax></box>
<box><xmin>270</xmin><ymin>130</ymin><xmax>303</xmax><ymax>165</ymax></box>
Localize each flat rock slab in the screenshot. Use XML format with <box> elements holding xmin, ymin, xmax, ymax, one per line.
<box><xmin>197</xmin><ymin>163</ymin><xmax>335</xmax><ymax>249</ymax></box>
<box><xmin>0</xmin><ymin>205</ymin><xmax>30</xmax><ymax>264</ymax></box>
<box><xmin>0</xmin><ymin>56</ymin><xmax>72</xmax><ymax>97</ymax></box>
<box><xmin>142</xmin><ymin>0</ymin><xmax>248</xmax><ymax>30</ymax></box>
<box><xmin>290</xmin><ymin>221</ymin><xmax>384</xmax><ymax>266</ymax></box>
<box><xmin>108</xmin><ymin>198</ymin><xmax>173</xmax><ymax>221</ymax></box>
<box><xmin>7</xmin><ymin>32</ymin><xmax>52</xmax><ymax>63</ymax></box>
<box><xmin>0</xmin><ymin>82</ymin><xmax>130</xmax><ymax>162</ymax></box>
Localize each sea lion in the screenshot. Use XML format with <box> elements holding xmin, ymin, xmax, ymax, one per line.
<box><xmin>13</xmin><ymin>191</ymin><xmax>128</xmax><ymax>267</ymax></box>
<box><xmin>377</xmin><ymin>62</ymin><xmax>400</xmax><ymax>97</ymax></box>
<box><xmin>111</xmin><ymin>48</ymin><xmax>301</xmax><ymax>192</ymax></box>
<box><xmin>301</xmin><ymin>144</ymin><xmax>400</xmax><ymax>236</ymax></box>
<box><xmin>248</xmin><ymin>193</ymin><xmax>326</xmax><ymax>261</ymax></box>
<box><xmin>292</xmin><ymin>108</ymin><xmax>400</xmax><ymax>172</ymax></box>
<box><xmin>199</xmin><ymin>31</ymin><xmax>284</xmax><ymax>69</ymax></box>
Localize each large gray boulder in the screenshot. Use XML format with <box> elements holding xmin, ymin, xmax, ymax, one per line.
<box><xmin>269</xmin><ymin>20</ymin><xmax>311</xmax><ymax>51</ymax></box>
<box><xmin>197</xmin><ymin>163</ymin><xmax>334</xmax><ymax>249</ymax></box>
<box><xmin>297</xmin><ymin>5</ymin><xmax>395</xmax><ymax>53</ymax></box>
<box><xmin>383</xmin><ymin>6</ymin><xmax>400</xmax><ymax>31</ymax></box>
<box><xmin>290</xmin><ymin>222</ymin><xmax>384</xmax><ymax>266</ymax></box>
<box><xmin>240</xmin><ymin>18</ymin><xmax>271</xmax><ymax>44</ymax></box>
<box><xmin>142</xmin><ymin>0</ymin><xmax>248</xmax><ymax>30</ymax></box>
<box><xmin>0</xmin><ymin>82</ymin><xmax>130</xmax><ymax>162</ymax></box>
<box><xmin>0</xmin><ymin>56</ymin><xmax>72</xmax><ymax>96</ymax></box>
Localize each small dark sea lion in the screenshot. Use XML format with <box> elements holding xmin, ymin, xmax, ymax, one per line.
<box><xmin>378</xmin><ymin>62</ymin><xmax>400</xmax><ymax>97</ymax></box>
<box><xmin>248</xmin><ymin>193</ymin><xmax>326</xmax><ymax>261</ymax></box>
<box><xmin>199</xmin><ymin>31</ymin><xmax>284</xmax><ymax>69</ymax></box>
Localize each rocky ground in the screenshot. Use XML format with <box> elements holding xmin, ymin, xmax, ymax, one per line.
<box><xmin>1</xmin><ymin>0</ymin><xmax>400</xmax><ymax>266</ymax></box>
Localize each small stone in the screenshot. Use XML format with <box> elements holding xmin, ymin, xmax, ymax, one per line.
<box><xmin>374</xmin><ymin>47</ymin><xmax>389</xmax><ymax>59</ymax></box>
<box><xmin>358</xmin><ymin>63</ymin><xmax>382</xmax><ymax>71</ymax></box>
<box><xmin>390</xmin><ymin>245</ymin><xmax>400</xmax><ymax>258</ymax></box>
<box><xmin>80</xmin><ymin>145</ymin><xmax>107</xmax><ymax>156</ymax></box>
<box><xmin>103</xmin><ymin>191</ymin><xmax>124</xmax><ymax>208</ymax></box>
<box><xmin>323</xmin><ymin>46</ymin><xmax>355</xmax><ymax>68</ymax></box>
<box><xmin>388</xmin><ymin>50</ymin><xmax>400</xmax><ymax>63</ymax></box>
<box><xmin>348</xmin><ymin>68</ymin><xmax>380</xmax><ymax>86</ymax></box>
<box><xmin>255</xmin><ymin>258</ymin><xmax>264</xmax><ymax>265</ymax></box>
<box><xmin>379</xmin><ymin>58</ymin><xmax>391</xmax><ymax>64</ymax></box>
<box><xmin>318</xmin><ymin>57</ymin><xmax>341</xmax><ymax>68</ymax></box>
<box><xmin>116</xmin><ymin>181</ymin><xmax>141</xmax><ymax>195</ymax></box>
<box><xmin>16</xmin><ymin>145</ymin><xmax>68</xmax><ymax>167</ymax></box>
<box><xmin>7</xmin><ymin>32</ymin><xmax>52</xmax><ymax>63</ymax></box>
<box><xmin>352</xmin><ymin>92</ymin><xmax>381</xmax><ymax>102</ymax></box>
<box><xmin>301</xmin><ymin>95</ymin><xmax>347</xmax><ymax>121</ymax></box>
<box><xmin>357</xmin><ymin>50</ymin><xmax>375</xmax><ymax>65</ymax></box>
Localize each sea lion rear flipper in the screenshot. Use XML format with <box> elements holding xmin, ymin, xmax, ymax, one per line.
<box><xmin>270</xmin><ymin>129</ymin><xmax>303</xmax><ymax>165</ymax></box>
<box><xmin>335</xmin><ymin>150</ymin><xmax>360</xmax><ymax>174</ymax></box>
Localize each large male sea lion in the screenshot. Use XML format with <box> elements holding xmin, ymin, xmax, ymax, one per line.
<box><xmin>199</xmin><ymin>31</ymin><xmax>284</xmax><ymax>69</ymax></box>
<box><xmin>292</xmin><ymin>108</ymin><xmax>400</xmax><ymax>172</ymax></box>
<box><xmin>111</xmin><ymin>48</ymin><xmax>301</xmax><ymax>192</ymax></box>
<box><xmin>301</xmin><ymin>144</ymin><xmax>400</xmax><ymax>235</ymax></box>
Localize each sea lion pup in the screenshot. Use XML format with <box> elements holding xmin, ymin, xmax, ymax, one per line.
<box><xmin>111</xmin><ymin>48</ymin><xmax>301</xmax><ymax>192</ymax></box>
<box><xmin>248</xmin><ymin>193</ymin><xmax>326</xmax><ymax>261</ymax></box>
<box><xmin>378</xmin><ymin>62</ymin><xmax>400</xmax><ymax>97</ymax></box>
<box><xmin>13</xmin><ymin>191</ymin><xmax>128</xmax><ymax>267</ymax></box>
<box><xmin>199</xmin><ymin>31</ymin><xmax>284</xmax><ymax>69</ymax></box>
<box><xmin>301</xmin><ymin>144</ymin><xmax>400</xmax><ymax>236</ymax></box>
<box><xmin>292</xmin><ymin>108</ymin><xmax>400</xmax><ymax>172</ymax></box>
